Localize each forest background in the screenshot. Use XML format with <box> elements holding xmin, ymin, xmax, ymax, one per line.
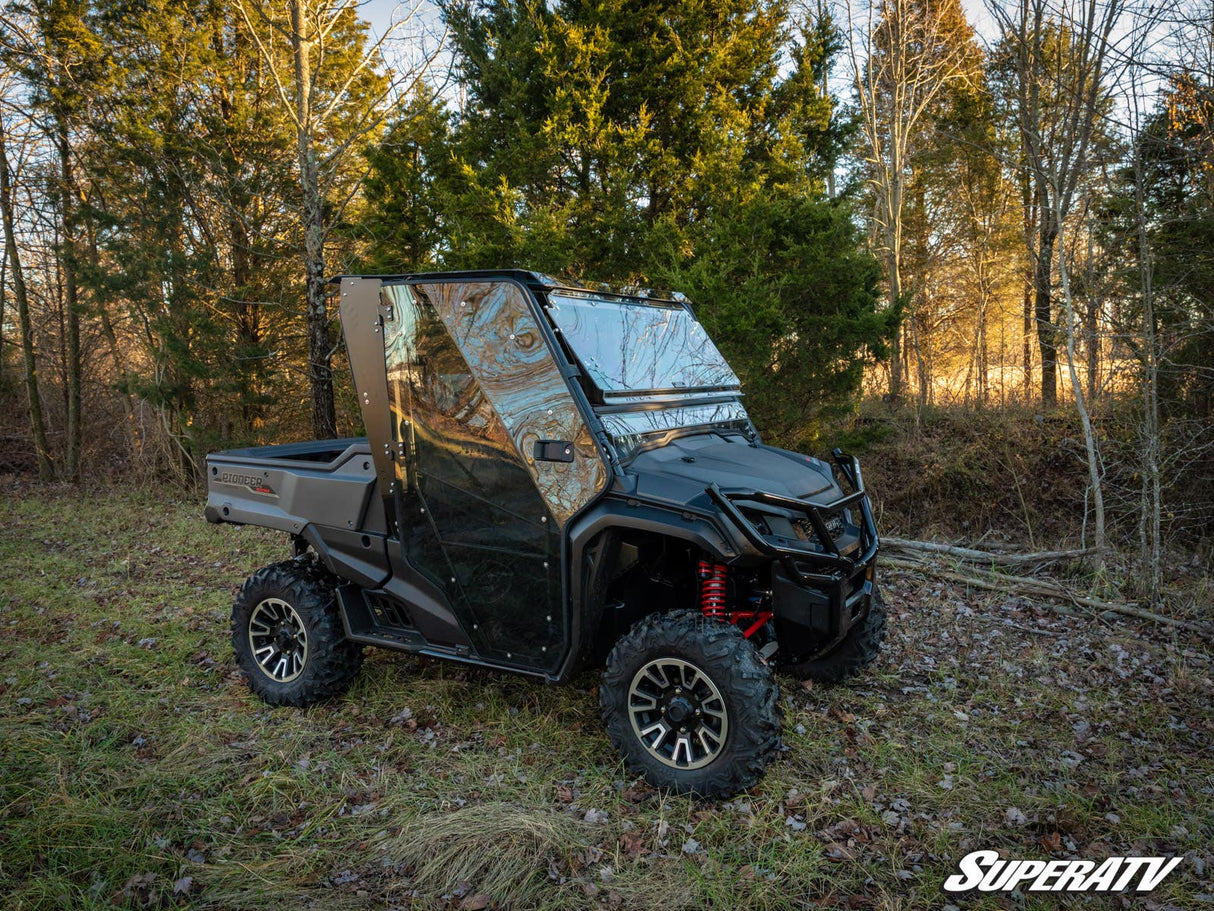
<box><xmin>0</xmin><ymin>0</ymin><xmax>1211</xmax><ymax>613</ymax></box>
<box><xmin>2</xmin><ymin>3</ymin><xmax>1213</xmax><ymax>907</ymax></box>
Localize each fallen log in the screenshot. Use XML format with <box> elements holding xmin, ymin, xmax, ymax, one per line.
<box><xmin>883</xmin><ymin>537</ymin><xmax>1093</xmax><ymax>566</ymax></box>
<box><xmin>883</xmin><ymin>556</ymin><xmax>1213</xmax><ymax>638</ymax></box>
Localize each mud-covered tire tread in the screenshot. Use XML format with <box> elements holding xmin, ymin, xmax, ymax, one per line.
<box><xmin>783</xmin><ymin>589</ymin><xmax>886</xmax><ymax>684</ymax></box>
<box><xmin>231</xmin><ymin>558</ymin><xmax>364</xmax><ymax>707</ymax></box>
<box><xmin>600</xmin><ymin>610</ymin><xmax>781</xmax><ymax>797</ymax></box>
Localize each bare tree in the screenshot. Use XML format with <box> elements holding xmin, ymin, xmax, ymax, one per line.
<box><xmin>989</xmin><ymin>0</ymin><xmax>1124</xmax><ymax>564</ymax></box>
<box><xmin>1128</xmin><ymin>117</ymin><xmax>1161</xmax><ymax>603</ymax></box>
<box><xmin>238</xmin><ymin>0</ymin><xmax>444</xmax><ymax>439</ymax></box>
<box><xmin>0</xmin><ymin>94</ymin><xmax>53</xmax><ymax>479</ymax></box>
<box><xmin>1119</xmin><ymin>0</ymin><xmax>1214</xmax><ymax>605</ymax></box>
<box><xmin>0</xmin><ymin>1</ymin><xmax>94</xmax><ymax>479</ymax></box>
<box><xmin>845</xmin><ymin>0</ymin><xmax>980</xmax><ymax>401</ymax></box>
<box><xmin>988</xmin><ymin>0</ymin><xmax>1121</xmax><ymax>410</ymax></box>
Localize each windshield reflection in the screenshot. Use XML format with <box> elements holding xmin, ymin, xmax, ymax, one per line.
<box><xmin>548</xmin><ymin>293</ymin><xmax>740</xmax><ymax>396</ymax></box>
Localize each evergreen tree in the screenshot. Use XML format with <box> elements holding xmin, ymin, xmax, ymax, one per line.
<box><xmin>364</xmin><ymin>0</ymin><xmax>891</xmax><ymax>442</ymax></box>
<box><xmin>72</xmin><ymin>0</ymin><xmax>387</xmax><ymax>469</ymax></box>
<box><xmin>431</xmin><ymin>0</ymin><xmax>795</xmax><ymax>278</ymax></box>
<box><xmin>356</xmin><ymin>87</ymin><xmax>454</xmax><ymax>272</ymax></box>
<box><xmin>661</xmin><ymin>194</ymin><xmax>886</xmax><ymax>446</ymax></box>
<box><xmin>3</xmin><ymin>0</ymin><xmax>109</xmax><ymax>479</ymax></box>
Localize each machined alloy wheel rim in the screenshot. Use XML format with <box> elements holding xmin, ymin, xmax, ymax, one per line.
<box><xmin>248</xmin><ymin>598</ymin><xmax>308</xmax><ymax>683</ymax></box>
<box><xmin>627</xmin><ymin>658</ymin><xmax>729</xmax><ymax>770</ymax></box>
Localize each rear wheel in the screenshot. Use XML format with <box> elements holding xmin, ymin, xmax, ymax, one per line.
<box><xmin>231</xmin><ymin>559</ymin><xmax>364</xmax><ymax>706</ymax></box>
<box><xmin>600</xmin><ymin>610</ymin><xmax>781</xmax><ymax>797</ymax></box>
<box><xmin>782</xmin><ymin>588</ymin><xmax>886</xmax><ymax>683</ymax></box>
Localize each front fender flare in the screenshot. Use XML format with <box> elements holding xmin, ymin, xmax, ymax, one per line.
<box><xmin>554</xmin><ymin>497</ymin><xmax>743</xmax><ymax>681</ymax></box>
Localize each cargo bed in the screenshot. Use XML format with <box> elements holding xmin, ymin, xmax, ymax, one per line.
<box><xmin>204</xmin><ymin>438</ymin><xmax>382</xmax><ymax>535</ymax></box>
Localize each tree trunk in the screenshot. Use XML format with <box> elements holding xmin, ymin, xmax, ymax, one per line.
<box><xmin>885</xmin><ymin>247</ymin><xmax>903</xmax><ymax>402</ymax></box>
<box><xmin>0</xmin><ymin>109</ymin><xmax>54</xmax><ymax>480</ymax></box>
<box><xmin>978</xmin><ymin>282</ymin><xmax>989</xmax><ymax>404</ymax></box>
<box><xmin>1085</xmin><ymin>231</ymin><xmax>1099</xmax><ymax>401</ymax></box>
<box><xmin>1132</xmin><ymin>148</ymin><xmax>1162</xmax><ymax>607</ymax></box>
<box><xmin>884</xmin><ymin>167</ymin><xmax>905</xmax><ymax>402</ymax></box>
<box><xmin>292</xmin><ymin>0</ymin><xmax>336</xmax><ymax>440</ymax></box>
<box><xmin>97</xmin><ymin>301</ymin><xmax>141</xmax><ymax>456</ymax></box>
<box><xmin>231</xmin><ymin>209</ymin><xmax>262</xmax><ymax>436</ymax></box>
<box><xmin>218</xmin><ymin>27</ymin><xmax>263</xmax><ymax>440</ymax></box>
<box><xmin>912</xmin><ymin>313</ymin><xmax>929</xmax><ymax>406</ymax></box>
<box><xmin>1020</xmin><ymin>162</ymin><xmax>1034</xmax><ymax>402</ymax></box>
<box><xmin>1055</xmin><ymin>208</ymin><xmax>1105</xmax><ymax>567</ymax></box>
<box><xmin>1035</xmin><ymin>193</ymin><xmax>1057</xmax><ymax>408</ymax></box>
<box><xmin>1022</xmin><ymin>283</ymin><xmax>1032</xmax><ymax>401</ymax></box>
<box><xmin>233</xmin><ymin>226</ymin><xmax>261</xmax><ymax>436</ymax></box>
<box><xmin>0</xmin><ymin>244</ymin><xmax>6</xmax><ymax>367</ymax></box>
<box><xmin>57</xmin><ymin>124</ymin><xmax>82</xmax><ymax>481</ymax></box>
<box><xmin>85</xmin><ymin>214</ymin><xmax>141</xmax><ymax>459</ymax></box>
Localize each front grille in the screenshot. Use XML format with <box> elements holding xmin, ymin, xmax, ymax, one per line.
<box><xmin>792</xmin><ymin>515</ymin><xmax>848</xmax><ymax>550</ymax></box>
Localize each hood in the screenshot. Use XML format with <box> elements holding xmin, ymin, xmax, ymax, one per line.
<box><xmin>625</xmin><ymin>433</ymin><xmax>843</xmax><ymax>510</ymax></box>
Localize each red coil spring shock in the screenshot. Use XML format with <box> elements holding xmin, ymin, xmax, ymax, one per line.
<box><xmin>698</xmin><ymin>560</ymin><xmax>728</xmax><ymax>620</ymax></box>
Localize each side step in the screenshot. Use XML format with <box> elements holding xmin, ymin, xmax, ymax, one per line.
<box><xmin>335</xmin><ymin>583</ymin><xmax>550</xmax><ymax>680</ymax></box>
<box><xmin>336</xmin><ymin>584</ymin><xmax>430</xmax><ymax>651</ymax></box>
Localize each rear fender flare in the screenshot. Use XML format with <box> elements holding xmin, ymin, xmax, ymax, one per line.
<box><xmin>298</xmin><ymin>524</ymin><xmax>391</xmax><ymax>590</ymax></box>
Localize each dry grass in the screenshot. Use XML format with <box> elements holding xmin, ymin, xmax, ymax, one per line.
<box><xmin>1</xmin><ymin>475</ymin><xmax>1211</xmax><ymax>910</ymax></box>
<box><xmin>387</xmin><ymin>804</ymin><xmax>590</xmax><ymax>908</ymax></box>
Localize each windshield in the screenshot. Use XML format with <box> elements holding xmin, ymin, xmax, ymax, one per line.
<box><xmin>547</xmin><ymin>292</ymin><xmax>740</xmax><ymax>397</ymax></box>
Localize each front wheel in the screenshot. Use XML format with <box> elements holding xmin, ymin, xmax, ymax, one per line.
<box><xmin>600</xmin><ymin>610</ymin><xmax>781</xmax><ymax>797</ymax></box>
<box><xmin>231</xmin><ymin>559</ymin><xmax>364</xmax><ymax>707</ymax></box>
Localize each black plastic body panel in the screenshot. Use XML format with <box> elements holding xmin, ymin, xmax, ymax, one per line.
<box><xmin>381</xmin><ymin>544</ymin><xmax>473</xmax><ymax>649</ymax></box>
<box><xmin>624</xmin><ymin>436</ymin><xmax>842</xmax><ymax>514</ymax></box>
<box><xmin>555</xmin><ymin>494</ymin><xmax>743</xmax><ymax>681</ymax></box>
<box><xmin>770</xmin><ymin>561</ymin><xmax>875</xmax><ymax>662</ymax></box>
<box><xmin>302</xmin><ymin>525</ymin><xmax>390</xmax><ymax>590</ymax></box>
<box><xmin>335</xmin><ymin>583</ymin><xmax>549</xmax><ymax>679</ymax></box>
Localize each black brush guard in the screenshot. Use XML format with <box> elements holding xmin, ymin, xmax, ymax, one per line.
<box><xmin>707</xmin><ymin>450</ymin><xmax>879</xmax><ymax>659</ymax></box>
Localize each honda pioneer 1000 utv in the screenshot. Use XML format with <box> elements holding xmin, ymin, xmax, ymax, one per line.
<box><xmin>205</xmin><ymin>271</ymin><xmax>882</xmax><ymax>796</ymax></box>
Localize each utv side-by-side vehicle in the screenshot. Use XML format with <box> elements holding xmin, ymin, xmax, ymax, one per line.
<box><xmin>205</xmin><ymin>270</ymin><xmax>884</xmax><ymax>796</ymax></box>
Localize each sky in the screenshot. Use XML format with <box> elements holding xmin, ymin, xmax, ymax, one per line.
<box><xmin>353</xmin><ymin>0</ymin><xmax>1175</xmax><ymax>130</ymax></box>
<box><xmin>356</xmin><ymin>0</ymin><xmax>1006</xmax><ymax>48</ymax></box>
<box><xmin>358</xmin><ymin>0</ymin><xmax>442</xmax><ymax>42</ymax></box>
<box><xmin>354</xmin><ymin>0</ymin><xmax>1009</xmax><ymax>99</ymax></box>
<box><xmin>962</xmin><ymin>0</ymin><xmax>1001</xmax><ymax>41</ymax></box>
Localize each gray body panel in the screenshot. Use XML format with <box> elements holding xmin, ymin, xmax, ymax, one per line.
<box><xmin>205</xmin><ymin>439</ymin><xmax>380</xmax><ymax>535</ymax></box>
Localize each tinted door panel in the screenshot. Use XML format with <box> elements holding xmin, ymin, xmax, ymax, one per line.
<box><xmin>412</xmin><ymin>280</ymin><xmax>609</xmax><ymax>527</ymax></box>
<box><xmin>381</xmin><ymin>281</ymin><xmax>576</xmax><ymax>666</ymax></box>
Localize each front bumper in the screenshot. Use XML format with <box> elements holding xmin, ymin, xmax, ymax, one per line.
<box><xmin>708</xmin><ymin>449</ymin><xmax>879</xmax><ymax>657</ymax></box>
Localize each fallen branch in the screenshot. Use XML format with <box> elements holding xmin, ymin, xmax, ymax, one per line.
<box><xmin>883</xmin><ymin>537</ymin><xmax>1094</xmax><ymax>566</ymax></box>
<box><xmin>976</xmin><ymin>616</ymin><xmax>1061</xmax><ymax>637</ymax></box>
<box><xmin>883</xmin><ymin>556</ymin><xmax>1213</xmax><ymax>638</ymax></box>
